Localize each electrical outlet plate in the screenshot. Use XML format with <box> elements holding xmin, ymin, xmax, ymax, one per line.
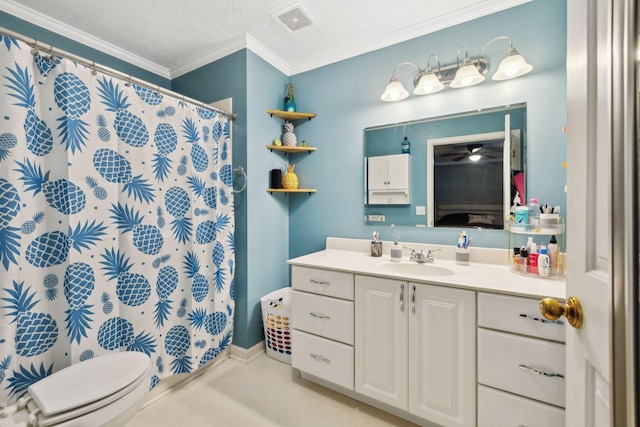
<box><xmin>416</xmin><ymin>206</ymin><xmax>426</xmax><ymax>215</ymax></box>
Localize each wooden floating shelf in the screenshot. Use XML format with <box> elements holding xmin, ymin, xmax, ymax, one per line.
<box><xmin>266</xmin><ymin>109</ymin><xmax>317</xmax><ymax>121</ymax></box>
<box><xmin>267</xmin><ymin>188</ymin><xmax>317</xmax><ymax>195</ymax></box>
<box><xmin>266</xmin><ymin>145</ymin><xmax>317</xmax><ymax>154</ymax></box>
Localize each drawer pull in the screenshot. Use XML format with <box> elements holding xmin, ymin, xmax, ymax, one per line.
<box><xmin>400</xmin><ymin>283</ymin><xmax>405</xmax><ymax>313</ymax></box>
<box><xmin>309</xmin><ymin>312</ymin><xmax>331</xmax><ymax>320</ymax></box>
<box><xmin>310</xmin><ymin>279</ymin><xmax>330</xmax><ymax>285</ymax></box>
<box><xmin>310</xmin><ymin>353</ymin><xmax>331</xmax><ymax>364</ymax></box>
<box><xmin>519</xmin><ymin>313</ymin><xmax>564</xmax><ymax>325</ymax></box>
<box><xmin>518</xmin><ymin>364</ymin><xmax>565</xmax><ymax>379</ymax></box>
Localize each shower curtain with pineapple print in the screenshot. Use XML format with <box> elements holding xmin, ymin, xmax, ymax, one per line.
<box><xmin>0</xmin><ymin>36</ymin><xmax>235</xmax><ymax>404</ymax></box>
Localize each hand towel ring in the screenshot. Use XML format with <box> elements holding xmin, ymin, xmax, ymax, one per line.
<box><xmin>232</xmin><ymin>166</ymin><xmax>247</xmax><ymax>193</ymax></box>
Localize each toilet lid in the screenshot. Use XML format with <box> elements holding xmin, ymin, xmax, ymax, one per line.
<box><xmin>28</xmin><ymin>352</ymin><xmax>150</xmax><ymax>417</ymax></box>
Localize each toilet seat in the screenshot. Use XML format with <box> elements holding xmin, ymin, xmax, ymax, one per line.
<box><xmin>26</xmin><ymin>352</ymin><xmax>150</xmax><ymax>426</ymax></box>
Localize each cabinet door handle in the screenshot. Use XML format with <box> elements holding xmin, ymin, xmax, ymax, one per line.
<box><xmin>519</xmin><ymin>313</ymin><xmax>565</xmax><ymax>325</ymax></box>
<box><xmin>310</xmin><ymin>353</ymin><xmax>331</xmax><ymax>364</ymax></box>
<box><xmin>518</xmin><ymin>364</ymin><xmax>565</xmax><ymax>379</ymax></box>
<box><xmin>309</xmin><ymin>312</ymin><xmax>330</xmax><ymax>320</ymax></box>
<box><xmin>310</xmin><ymin>279</ymin><xmax>330</xmax><ymax>285</ymax></box>
<box><xmin>411</xmin><ymin>284</ymin><xmax>416</xmax><ymax>314</ymax></box>
<box><xmin>400</xmin><ymin>283</ymin><xmax>405</xmax><ymax>312</ymax></box>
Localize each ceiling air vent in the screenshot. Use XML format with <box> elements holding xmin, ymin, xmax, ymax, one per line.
<box><xmin>272</xmin><ymin>3</ymin><xmax>314</xmax><ymax>33</ymax></box>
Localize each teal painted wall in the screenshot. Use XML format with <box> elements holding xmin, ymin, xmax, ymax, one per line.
<box><xmin>288</xmin><ymin>0</ymin><xmax>567</xmax><ymax>258</ymax></box>
<box><xmin>173</xmin><ymin>50</ymin><xmax>291</xmax><ymax>348</ymax></box>
<box><xmin>0</xmin><ymin>11</ymin><xmax>170</xmax><ymax>87</ymax></box>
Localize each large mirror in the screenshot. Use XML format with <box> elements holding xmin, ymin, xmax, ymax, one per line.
<box><xmin>364</xmin><ymin>103</ymin><xmax>526</xmax><ymax>228</ymax></box>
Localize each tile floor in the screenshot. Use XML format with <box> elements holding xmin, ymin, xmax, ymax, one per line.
<box><xmin>130</xmin><ymin>352</ymin><xmax>418</xmax><ymax>427</ymax></box>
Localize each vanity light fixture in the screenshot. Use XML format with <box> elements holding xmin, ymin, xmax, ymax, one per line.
<box><xmin>380</xmin><ymin>35</ymin><xmax>533</xmax><ymax>102</ymax></box>
<box><xmin>380</xmin><ymin>62</ymin><xmax>419</xmax><ymax>101</ymax></box>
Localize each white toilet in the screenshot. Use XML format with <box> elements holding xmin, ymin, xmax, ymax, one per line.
<box><xmin>0</xmin><ymin>351</ymin><xmax>151</xmax><ymax>427</ymax></box>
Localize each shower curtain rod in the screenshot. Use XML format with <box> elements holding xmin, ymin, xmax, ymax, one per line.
<box><xmin>0</xmin><ymin>26</ymin><xmax>238</xmax><ymax>121</ymax></box>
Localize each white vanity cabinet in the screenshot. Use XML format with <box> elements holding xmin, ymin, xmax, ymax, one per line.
<box><xmin>355</xmin><ymin>275</ymin><xmax>476</xmax><ymax>427</ymax></box>
<box><xmin>367</xmin><ymin>154</ymin><xmax>410</xmax><ymax>204</ymax></box>
<box><xmin>291</xmin><ymin>266</ymin><xmax>355</xmax><ymax>390</ymax></box>
<box><xmin>477</xmin><ymin>292</ymin><xmax>566</xmax><ymax>427</ymax></box>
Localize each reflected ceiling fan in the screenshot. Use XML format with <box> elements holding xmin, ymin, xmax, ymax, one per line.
<box><xmin>438</xmin><ymin>143</ymin><xmax>501</xmax><ymax>162</ymax></box>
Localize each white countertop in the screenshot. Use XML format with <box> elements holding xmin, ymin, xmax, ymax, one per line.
<box><xmin>287</xmin><ymin>238</ymin><xmax>566</xmax><ymax>300</ymax></box>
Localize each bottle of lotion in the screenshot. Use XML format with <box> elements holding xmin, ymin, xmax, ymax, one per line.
<box><xmin>538</xmin><ymin>247</ymin><xmax>550</xmax><ymax>277</ymax></box>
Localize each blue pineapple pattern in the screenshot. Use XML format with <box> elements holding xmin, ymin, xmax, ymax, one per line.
<box><xmin>15</xmin><ymin>158</ymin><xmax>87</xmax><ymax>215</ymax></box>
<box><xmin>4</xmin><ymin>63</ymin><xmax>54</xmax><ymax>157</ymax></box>
<box><xmin>0</xmin><ymin>37</ymin><xmax>235</xmax><ymax>406</ymax></box>
<box><xmin>63</xmin><ymin>263</ymin><xmax>95</xmax><ymax>343</ymax></box>
<box><xmin>54</xmin><ymin>72</ymin><xmax>91</xmax><ymax>154</ymax></box>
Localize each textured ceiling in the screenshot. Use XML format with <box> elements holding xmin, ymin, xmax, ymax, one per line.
<box><xmin>1</xmin><ymin>0</ymin><xmax>529</xmax><ymax>78</ymax></box>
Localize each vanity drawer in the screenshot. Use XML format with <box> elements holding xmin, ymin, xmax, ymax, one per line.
<box><xmin>292</xmin><ymin>266</ymin><xmax>354</xmax><ymax>300</ymax></box>
<box><xmin>478</xmin><ymin>293</ymin><xmax>565</xmax><ymax>342</ymax></box>
<box><xmin>292</xmin><ymin>330</ymin><xmax>354</xmax><ymax>390</ymax></box>
<box><xmin>292</xmin><ymin>290</ymin><xmax>354</xmax><ymax>345</ymax></box>
<box><xmin>478</xmin><ymin>328</ymin><xmax>565</xmax><ymax>407</ymax></box>
<box><xmin>478</xmin><ymin>385</ymin><xmax>564</xmax><ymax>427</ymax></box>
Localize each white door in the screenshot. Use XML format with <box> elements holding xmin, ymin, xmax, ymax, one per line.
<box><xmin>408</xmin><ymin>283</ymin><xmax>475</xmax><ymax>427</ymax></box>
<box><xmin>560</xmin><ymin>0</ymin><xmax>621</xmax><ymax>424</ymax></box>
<box><xmin>354</xmin><ymin>275</ymin><xmax>408</xmax><ymax>410</ymax></box>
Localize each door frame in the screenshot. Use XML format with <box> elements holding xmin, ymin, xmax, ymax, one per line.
<box><xmin>611</xmin><ymin>0</ymin><xmax>638</xmax><ymax>425</ymax></box>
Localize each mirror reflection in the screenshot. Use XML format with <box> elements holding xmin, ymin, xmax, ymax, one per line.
<box><xmin>364</xmin><ymin>103</ymin><xmax>526</xmax><ymax>228</ymax></box>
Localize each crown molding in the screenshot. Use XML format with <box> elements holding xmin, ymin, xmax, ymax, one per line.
<box><xmin>0</xmin><ymin>0</ymin><xmax>171</xmax><ymax>79</ymax></box>
<box><xmin>288</xmin><ymin>0</ymin><xmax>531</xmax><ymax>75</ymax></box>
<box><xmin>170</xmin><ymin>33</ymin><xmax>290</xmax><ymax>79</ymax></box>
<box><xmin>170</xmin><ymin>33</ymin><xmax>248</xmax><ymax>79</ymax></box>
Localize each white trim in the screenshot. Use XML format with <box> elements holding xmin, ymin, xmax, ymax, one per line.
<box><xmin>245</xmin><ymin>34</ymin><xmax>290</xmax><ymax>76</ymax></box>
<box><xmin>170</xmin><ymin>34</ymin><xmax>248</xmax><ymax>79</ymax></box>
<box><xmin>1</xmin><ymin>0</ymin><xmax>531</xmax><ymax>79</ymax></box>
<box><xmin>287</xmin><ymin>0</ymin><xmax>532</xmax><ymax>75</ymax></box>
<box><xmin>141</xmin><ymin>347</ymin><xmax>231</xmax><ymax>408</ymax></box>
<box><xmin>230</xmin><ymin>342</ymin><xmax>265</xmax><ymax>364</ymax></box>
<box><xmin>0</xmin><ymin>0</ymin><xmax>171</xmax><ymax>79</ymax></box>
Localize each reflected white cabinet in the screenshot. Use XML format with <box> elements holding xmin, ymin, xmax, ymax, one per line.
<box><xmin>367</xmin><ymin>154</ymin><xmax>410</xmax><ymax>204</ymax></box>
<box><xmin>355</xmin><ymin>275</ymin><xmax>475</xmax><ymax>427</ymax></box>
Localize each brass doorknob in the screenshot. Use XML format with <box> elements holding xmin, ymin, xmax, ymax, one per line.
<box><xmin>540</xmin><ymin>296</ymin><xmax>583</xmax><ymax>328</ymax></box>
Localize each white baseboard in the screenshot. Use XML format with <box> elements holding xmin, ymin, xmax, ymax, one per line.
<box><xmin>142</xmin><ymin>347</ymin><xmax>231</xmax><ymax>408</ymax></box>
<box><xmin>230</xmin><ymin>341</ymin><xmax>265</xmax><ymax>364</ymax></box>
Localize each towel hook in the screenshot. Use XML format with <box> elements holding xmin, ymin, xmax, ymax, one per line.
<box><xmin>31</xmin><ymin>39</ymin><xmax>38</xmax><ymax>55</ymax></box>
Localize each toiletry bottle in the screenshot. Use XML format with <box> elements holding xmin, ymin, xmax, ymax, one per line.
<box><xmin>512</xmin><ymin>247</ymin><xmax>520</xmax><ymax>269</ymax></box>
<box><xmin>526</xmin><ymin>236</ymin><xmax>533</xmax><ymax>252</ymax></box>
<box><xmin>528</xmin><ymin>243</ymin><xmax>539</xmax><ymax>275</ymax></box>
<box><xmin>538</xmin><ymin>247</ymin><xmax>550</xmax><ymax>277</ymax></box>
<box><xmin>390</xmin><ymin>236</ymin><xmax>403</xmax><ymax>262</ymax></box>
<box><xmin>519</xmin><ymin>247</ymin><xmax>529</xmax><ymax>273</ymax></box>
<box><xmin>547</xmin><ymin>235</ymin><xmax>559</xmax><ymax>274</ymax></box>
<box><xmin>401</xmin><ymin>137</ymin><xmax>410</xmax><ymax>154</ymax></box>
<box><xmin>527</xmin><ymin>198</ymin><xmax>540</xmax><ymax>231</ymax></box>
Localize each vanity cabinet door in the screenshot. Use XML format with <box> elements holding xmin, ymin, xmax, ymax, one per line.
<box><xmin>354</xmin><ymin>275</ymin><xmax>408</xmax><ymax>411</ymax></box>
<box><xmin>409</xmin><ymin>283</ymin><xmax>476</xmax><ymax>427</ymax></box>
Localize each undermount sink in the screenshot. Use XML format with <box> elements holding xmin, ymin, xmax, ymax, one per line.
<box><xmin>377</xmin><ymin>261</ymin><xmax>455</xmax><ymax>277</ymax></box>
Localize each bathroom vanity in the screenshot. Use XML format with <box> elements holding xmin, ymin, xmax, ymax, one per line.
<box><xmin>288</xmin><ymin>237</ymin><xmax>566</xmax><ymax>427</ymax></box>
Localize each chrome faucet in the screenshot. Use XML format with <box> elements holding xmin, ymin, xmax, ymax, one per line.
<box><xmin>408</xmin><ymin>248</ymin><xmax>441</xmax><ymax>263</ymax></box>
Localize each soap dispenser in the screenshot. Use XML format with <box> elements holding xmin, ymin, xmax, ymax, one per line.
<box><xmin>390</xmin><ymin>236</ymin><xmax>403</xmax><ymax>262</ymax></box>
